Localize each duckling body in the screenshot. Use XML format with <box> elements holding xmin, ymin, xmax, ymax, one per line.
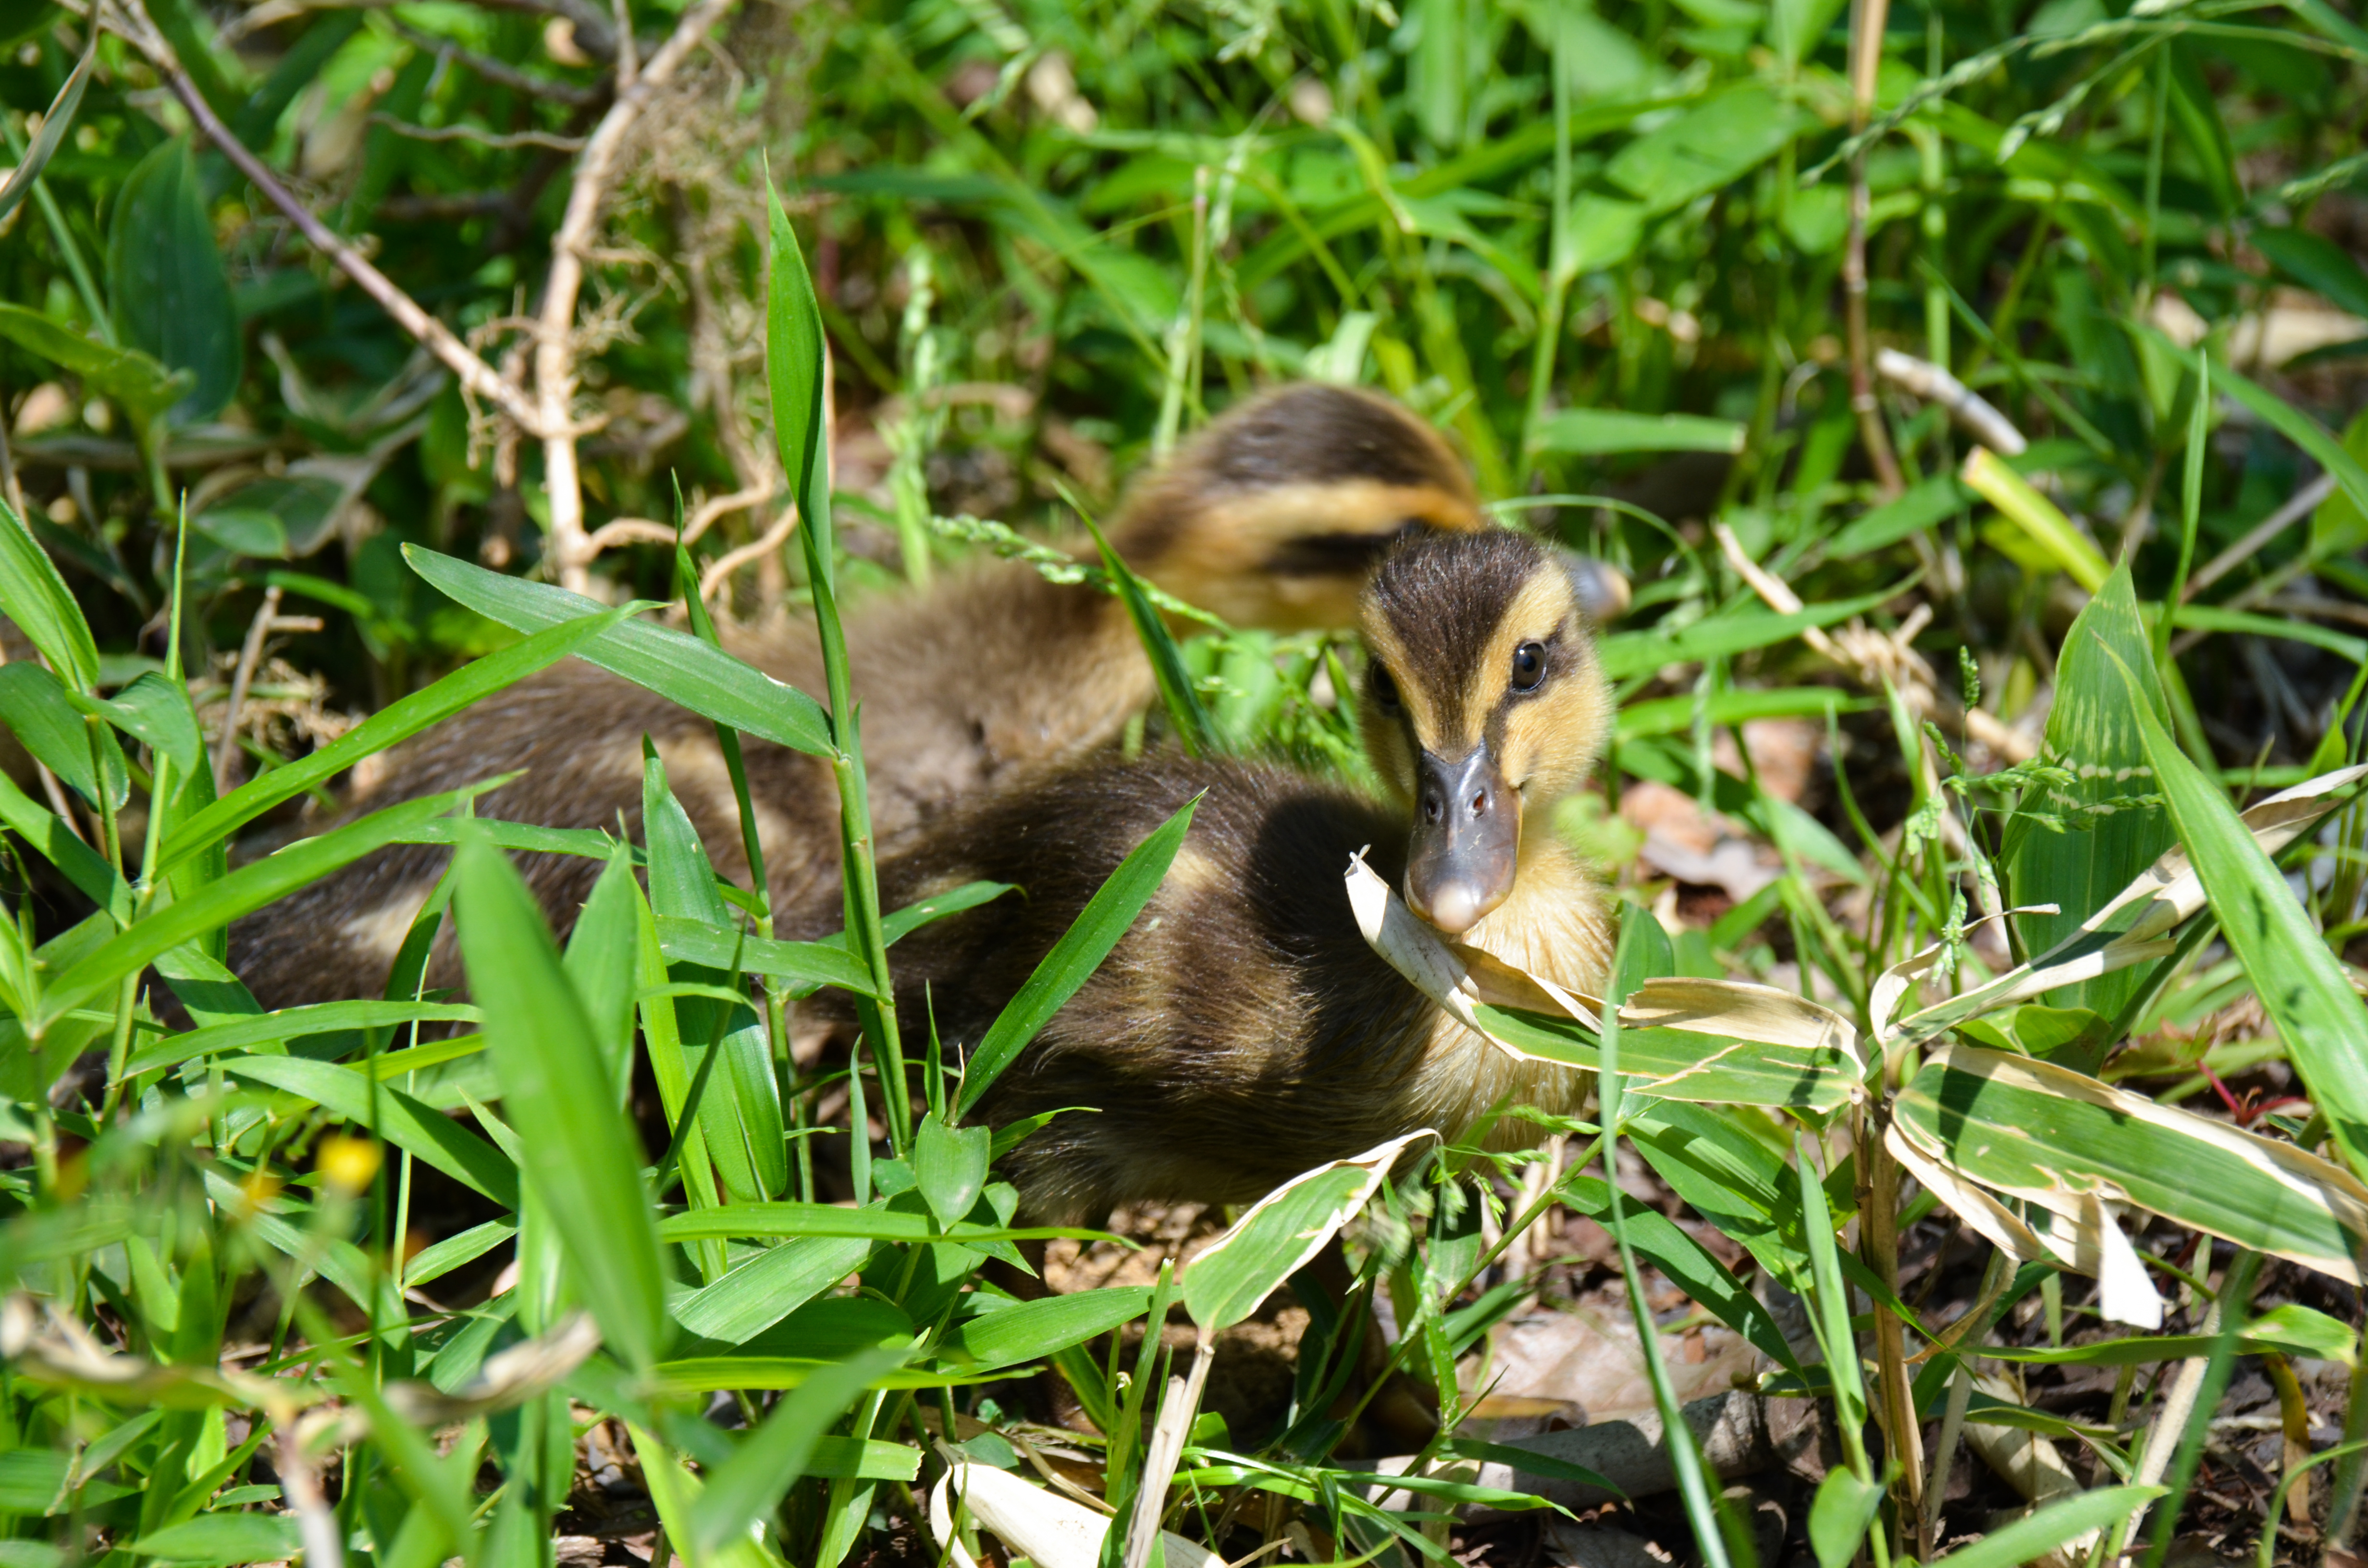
<box><xmin>818</xmin><ymin>529</ymin><xmax>1615</xmax><ymax>1222</ymax></box>
<box><xmin>233</xmin><ymin>385</ymin><xmax>1480</xmax><ymax>1007</ymax></box>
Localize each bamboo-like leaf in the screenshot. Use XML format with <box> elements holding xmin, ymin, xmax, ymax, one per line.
<box><xmin>71</xmin><ymin>672</ymin><xmax>203</xmax><ymax>782</ymax></box>
<box><xmin>1597</xmin><ymin>582</ymin><xmax>1910</xmax><ymax>682</ymax></box>
<box><xmin>1081</xmin><ymin>511</ymin><xmax>1215</xmax><ymax>757</ymax></box>
<box><xmin>943</xmin><ymin>1286</ymin><xmax>1155</xmax><ymax>1372</ymax></box>
<box><xmin>673</xmin><ymin>1235</ymin><xmax>875</xmax><ymax>1345</ymax></box>
<box><xmin>954</xmin><ymin>800</ymin><xmax>1196</xmax><ymax>1118</ymax></box>
<box><xmin>404</xmin><ymin>545</ymin><xmax>833</xmax><ymax>758</ymax></box>
<box><xmin>1961</xmin><ymin>448</ymin><xmax>2110</xmax><ymax>590</ymax></box>
<box><xmin>0</xmin><ymin>500</ymin><xmax>97</xmax><ymax>696</ymax></box>
<box><xmin>764</xmin><ymin>164</ymin><xmax>832</xmax><ymax>580</ymax></box>
<box><xmin>656</xmin><ymin>915</ymin><xmax>874</xmax><ymax>995</ymax></box>
<box><xmin>160</xmin><ymin>601</ymin><xmax>639</xmax><ymax>870</ymax></box>
<box><xmin>218</xmin><ymin>1054</ymin><xmax>518</xmax><ymax>1206</ymax></box>
<box><xmin>1999</xmin><ymin>562</ymin><xmax>2172</xmax><ymax>1019</ymax></box>
<box><xmin>0</xmin><ymin>662</ymin><xmax>126</xmax><ymax>808</ymax></box>
<box><xmin>107</xmin><ymin>135</ymin><xmax>240</xmax><ymax>422</ymax></box>
<box><xmin>2103</xmin><ymin>644</ymin><xmax>2368</xmax><ymax>1177</ymax></box>
<box><xmin>1892</xmin><ymin>1046</ymin><xmax>2368</xmax><ymax>1284</ymax></box>
<box><xmin>123</xmin><ymin>1000</ymin><xmax>479</xmax><ymax>1076</ymax></box>
<box><xmin>0</xmin><ymin>31</ymin><xmax>94</xmax><ymax>226</ymax></box>
<box><xmin>1181</xmin><ymin>1130</ymin><xmax>1432</xmax><ymax>1333</ymax></box>
<box><xmin>453</xmin><ymin>831</ymin><xmax>668</xmax><ymax>1370</ymax></box>
<box><xmin>0</xmin><ymin>304</ymin><xmax>187</xmax><ymax>425</ymax></box>
<box><xmin>1926</xmin><ymin>1486</ymin><xmax>2164</xmax><ymax>1568</ymax></box>
<box><xmin>38</xmin><ymin>788</ymin><xmax>477</xmax><ymax>1033</ymax></box>
<box><xmin>690</xmin><ymin>1348</ymin><xmax>909</xmax><ymax>1558</ymax></box>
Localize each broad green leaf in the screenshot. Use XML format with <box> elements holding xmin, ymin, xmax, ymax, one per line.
<box><xmin>1927</xmin><ymin>1486</ymin><xmax>2163</xmax><ymax>1568</ymax></box>
<box><xmin>123</xmin><ymin>1000</ymin><xmax>478</xmax><ymax>1076</ymax></box>
<box><xmin>1808</xmin><ymin>1469</ymin><xmax>1881</xmax><ymax>1568</ymax></box>
<box><xmin>106</xmin><ymin>137</ymin><xmax>239</xmax><ymax>423</ymax></box>
<box><xmin>656</xmin><ymin>915</ymin><xmax>874</xmax><ymax>995</ymax></box>
<box><xmin>764</xmin><ymin>170</ymin><xmax>832</xmax><ymax>582</ymax></box>
<box><xmin>1769</xmin><ymin>0</ymin><xmax>1846</xmax><ymax>68</ymax></box>
<box><xmin>231</xmin><ymin>10</ymin><xmax>361</xmax><ymax>148</ymax></box>
<box><xmin>0</xmin><ymin>768</ymin><xmax>122</xmax><ymax>912</ymax></box>
<box><xmin>674</xmin><ymin>1236</ymin><xmax>875</xmax><ymax>1345</ymax></box>
<box><xmin>159</xmin><ymin>602</ymin><xmax>641</xmax><ymax>871</ymax></box>
<box><xmin>0</xmin><ymin>32</ymin><xmax>92</xmax><ymax>226</ymax></box>
<box><xmin>454</xmin><ymin>832</ymin><xmax>668</xmax><ymax>1369</ymax></box>
<box><xmin>1184</xmin><ymin>1130</ymin><xmax>1431</xmax><ymax>1333</ymax></box>
<box><xmin>128</xmin><ymin>1513</ymin><xmax>300</xmax><ymax>1561</ymax></box>
<box><xmin>37</xmin><ymin>789</ymin><xmax>477</xmax><ymax>1033</ymax></box>
<box><xmin>72</xmin><ymin>671</ymin><xmax>203</xmax><ymax>781</ymax></box>
<box><xmin>0</xmin><ymin>499</ymin><xmax>97</xmax><ymax>694</ymax></box>
<box><xmin>404</xmin><ymin>545</ymin><xmax>833</xmax><ymax>758</ymax></box>
<box><xmin>955</xmin><ymin>799</ymin><xmax>1196</xmax><ymax>1117</ymax></box>
<box><xmin>2312</xmin><ymin>409</ymin><xmax>2368</xmax><ymax>555</ymax></box>
<box><xmin>0</xmin><ymin>303</ymin><xmax>187</xmax><ymax>423</ymax></box>
<box><xmin>404</xmin><ymin>1218</ymin><xmax>516</xmax><ymax>1291</ymax></box>
<box><xmin>216</xmin><ymin>1055</ymin><xmax>518</xmax><ymax>1208</ymax></box>
<box><xmin>1973</xmin><ymin>1303</ymin><xmax>2355</xmax><ymax>1368</ymax></box>
<box><xmin>643</xmin><ymin>751</ymin><xmax>787</xmax><ymax>1202</ymax></box>
<box><xmin>565</xmin><ymin>851</ymin><xmax>641</xmax><ymax>1106</ymax></box>
<box><xmin>1828</xmin><ymin>474</ymin><xmax>1972</xmax><ymax>559</ymax></box>
<box><xmin>1893</xmin><ymin>1047</ymin><xmax>2368</xmax><ymax>1282</ymax></box>
<box><xmin>1533</xmin><ymin>409</ymin><xmax>1744</xmax><ymax>455</ymax></box>
<box><xmin>2002</xmin><ymin>563</ymin><xmax>2173</xmax><ymax>1019</ymax></box>
<box><xmin>689</xmin><ymin>1348</ymin><xmax>907</xmax><ymax>1557</ymax></box>
<box><xmin>1604</xmin><ymin>84</ymin><xmax>1805</xmax><ymax>212</ymax></box>
<box><xmin>914</xmin><ymin>1112</ymin><xmax>991</xmax><ymax>1230</ymax></box>
<box><xmin>2106</xmin><ymin>646</ymin><xmax>2368</xmax><ymax>1175</ymax></box>
<box><xmin>0</xmin><ymin>662</ymin><xmax>126</xmax><ymax>808</ymax></box>
<box><xmin>942</xmin><ymin>1286</ymin><xmax>1154</xmax><ymax>1372</ymax></box>
<box><xmin>627</xmin><ymin>1423</ymin><xmax>786</xmax><ymax>1568</ymax></box>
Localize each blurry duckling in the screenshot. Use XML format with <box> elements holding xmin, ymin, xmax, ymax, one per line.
<box><xmin>820</xmin><ymin>525</ymin><xmax>1616</xmax><ymax>1225</ymax></box>
<box><xmin>233</xmin><ymin>383</ymin><xmax>1484</xmax><ymax>1007</ymax></box>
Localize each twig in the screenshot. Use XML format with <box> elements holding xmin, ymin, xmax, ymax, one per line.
<box><xmin>2181</xmin><ymin>471</ymin><xmax>2336</xmax><ymax>601</ymax></box>
<box><xmin>1844</xmin><ymin>0</ymin><xmax>1905</xmax><ymax>499</ymax></box>
<box><xmin>1875</xmin><ymin>348</ymin><xmax>2027</xmax><ymax>455</ymax></box>
<box><xmin>125</xmin><ymin>6</ymin><xmax>552</xmax><ymax>441</ymax></box>
<box><xmin>698</xmin><ymin>504</ymin><xmax>798</xmax><ymax>604</ymax></box>
<box><xmin>213</xmin><ymin>587</ymin><xmax>322</xmax><ymax>792</ymax></box>
<box><xmin>585</xmin><ymin>482</ymin><xmax>772</xmax><ymax>555</ymax></box>
<box><xmin>366</xmin><ymin>114</ymin><xmax>587</xmax><ymax>152</ymax></box>
<box><xmin>387</xmin><ymin>18</ymin><xmax>602</xmax><ymax>104</ymax></box>
<box><xmin>534</xmin><ymin>0</ymin><xmax>737</xmax><ymax>593</ymax></box>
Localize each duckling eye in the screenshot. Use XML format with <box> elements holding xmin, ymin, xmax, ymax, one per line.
<box><xmin>1510</xmin><ymin>641</ymin><xmax>1548</xmax><ymax>692</ymax></box>
<box><xmin>1367</xmin><ymin>662</ymin><xmax>1401</xmax><ymax>712</ymax></box>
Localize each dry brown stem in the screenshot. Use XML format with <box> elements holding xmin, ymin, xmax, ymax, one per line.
<box><xmin>534</xmin><ymin>0</ymin><xmax>737</xmax><ymax>593</ymax></box>
<box><xmin>1844</xmin><ymin>0</ymin><xmax>1904</xmax><ymax>499</ymax></box>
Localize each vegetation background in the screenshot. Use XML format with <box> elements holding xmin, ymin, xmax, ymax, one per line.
<box><xmin>0</xmin><ymin>0</ymin><xmax>2366</xmax><ymax>1561</ymax></box>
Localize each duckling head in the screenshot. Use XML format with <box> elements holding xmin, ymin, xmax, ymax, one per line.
<box><xmin>1113</xmin><ymin>383</ymin><xmax>1484</xmax><ymax>631</ymax></box>
<box><xmin>1358</xmin><ymin>529</ymin><xmax>1615</xmax><ymax>935</ymax></box>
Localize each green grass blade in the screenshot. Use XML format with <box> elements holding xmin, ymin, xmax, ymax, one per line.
<box><xmin>690</xmin><ymin>1347</ymin><xmax>908</xmax><ymax>1558</ymax></box>
<box><xmin>123</xmin><ymin>999</ymin><xmax>479</xmax><ymax>1076</ymax></box>
<box><xmin>1081</xmin><ymin>511</ymin><xmax>1215</xmax><ymax>757</ymax></box>
<box><xmin>159</xmin><ymin>601</ymin><xmax>641</xmax><ymax>870</ymax></box>
<box><xmin>2104</xmin><ymin>646</ymin><xmax>2368</xmax><ymax>1175</ymax></box>
<box><xmin>454</xmin><ymin>829</ymin><xmax>668</xmax><ymax>1370</ymax></box>
<box><xmin>403</xmin><ymin>545</ymin><xmax>833</xmax><ymax>757</ymax></box>
<box><xmin>0</xmin><ymin>495</ymin><xmax>98</xmax><ymax>693</ymax></box>
<box><xmin>1927</xmin><ymin>1486</ymin><xmax>2164</xmax><ymax>1568</ymax></box>
<box><xmin>40</xmin><ymin>787</ymin><xmax>479</xmax><ymax>1032</ymax></box>
<box><xmin>953</xmin><ymin>799</ymin><xmax>1196</xmax><ymax>1118</ymax></box>
<box><xmin>219</xmin><ymin>1053</ymin><xmax>518</xmax><ymax>1206</ymax></box>
<box><xmin>2002</xmin><ymin>563</ymin><xmax>2174</xmax><ymax>1019</ymax></box>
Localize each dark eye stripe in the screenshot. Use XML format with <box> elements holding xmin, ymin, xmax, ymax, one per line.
<box><xmin>1265</xmin><ymin>521</ymin><xmax>1422</xmax><ymax>577</ymax></box>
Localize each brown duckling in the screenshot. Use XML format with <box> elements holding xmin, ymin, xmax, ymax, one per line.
<box><xmin>819</xmin><ymin>526</ymin><xmax>1615</xmax><ymax>1225</ymax></box>
<box><xmin>233</xmin><ymin>384</ymin><xmax>1483</xmax><ymax>1007</ymax></box>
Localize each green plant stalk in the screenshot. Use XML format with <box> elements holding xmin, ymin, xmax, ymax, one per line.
<box><xmin>2158</xmin><ymin>351</ymin><xmax>2209</xmax><ymax>668</ymax></box>
<box><xmin>1860</xmin><ymin>1124</ymin><xmax>1921</xmax><ymax>1532</ymax></box>
<box><xmin>1519</xmin><ymin>2</ymin><xmax>1576</xmax><ymax>482</ymax></box>
<box><xmin>1153</xmin><ymin>165</ymin><xmax>1211</xmax><ymax>459</ymax></box>
<box><xmin>1797</xmin><ymin>1130</ymin><xmax>1890</xmax><ymax>1568</ymax></box>
<box><xmin>1596</xmin><ymin>928</ymin><xmax>1731</xmax><ymax>1568</ymax></box>
<box><xmin>2142</xmin><ymin>48</ymin><xmax>2171</xmax><ymax>304</ymax></box>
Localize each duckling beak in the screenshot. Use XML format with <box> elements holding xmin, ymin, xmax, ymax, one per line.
<box><xmin>1405</xmin><ymin>747</ymin><xmax>1519</xmax><ymax>935</ymax></box>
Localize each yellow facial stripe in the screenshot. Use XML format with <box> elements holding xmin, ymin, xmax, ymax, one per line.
<box><xmin>1447</xmin><ymin>570</ymin><xmax>1576</xmax><ymax>755</ymax></box>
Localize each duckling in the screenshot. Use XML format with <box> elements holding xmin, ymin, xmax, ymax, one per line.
<box><xmin>819</xmin><ymin>527</ymin><xmax>1614</xmax><ymax>1224</ymax></box>
<box><xmin>233</xmin><ymin>384</ymin><xmax>1483</xmax><ymax>1008</ymax></box>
